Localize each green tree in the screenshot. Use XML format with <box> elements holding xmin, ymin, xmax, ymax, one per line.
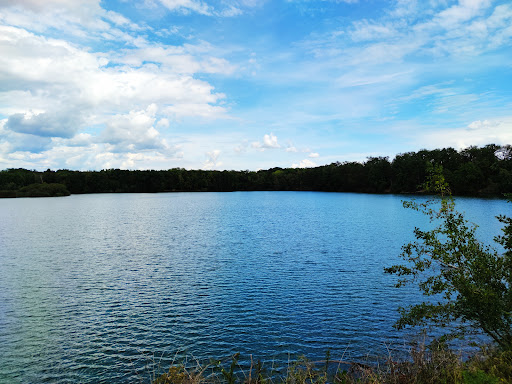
<box><xmin>422</xmin><ymin>162</ymin><xmax>451</xmax><ymax>196</ymax></box>
<box><xmin>365</xmin><ymin>156</ymin><xmax>392</xmax><ymax>193</ymax></box>
<box><xmin>385</xmin><ymin>165</ymin><xmax>512</xmax><ymax>350</ymax></box>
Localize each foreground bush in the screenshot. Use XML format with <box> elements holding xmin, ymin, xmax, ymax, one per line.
<box><xmin>385</xmin><ymin>164</ymin><xmax>512</xmax><ymax>349</ymax></box>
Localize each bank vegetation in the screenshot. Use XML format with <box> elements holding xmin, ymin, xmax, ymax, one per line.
<box><xmin>1</xmin><ymin>144</ymin><xmax>512</xmax><ymax>197</ymax></box>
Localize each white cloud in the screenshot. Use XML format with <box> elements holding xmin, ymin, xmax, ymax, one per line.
<box><xmin>251</xmin><ymin>141</ymin><xmax>264</xmax><ymax>150</ymax></box>
<box><xmin>234</xmin><ymin>140</ymin><xmax>249</xmax><ymax>153</ymax></box>
<box><xmin>0</xmin><ymin>0</ymin><xmax>100</xmax><ymax>13</ymax></box>
<box><xmin>0</xmin><ymin>0</ymin><xmax>141</xmax><ymax>43</ymax></box>
<box><xmin>0</xmin><ymin>23</ymin><xmax>231</xmax><ymax>165</ymax></box>
<box><xmin>6</xmin><ymin>110</ymin><xmax>81</xmax><ymax>138</ymax></box>
<box><xmin>0</xmin><ymin>118</ymin><xmax>50</xmax><ymax>153</ymax></box>
<box><xmin>156</xmin><ymin>118</ymin><xmax>170</xmax><ymax>129</ymax></box>
<box><xmin>467</xmin><ymin>119</ymin><xmax>496</xmax><ymax>130</ymax></box>
<box><xmin>308</xmin><ymin>152</ymin><xmax>319</xmax><ymax>158</ymax></box>
<box><xmin>101</xmin><ymin>105</ymin><xmax>171</xmax><ymax>152</ymax></box>
<box><xmin>302</xmin><ymin>0</ymin><xmax>512</xmax><ymax>69</ymax></box>
<box><xmin>165</xmin><ymin>103</ymin><xmax>229</xmax><ymax>119</ymax></box>
<box><xmin>1</xmin><ymin>0</ymin><xmax>511</xmax><ymax>172</ymax></box>
<box><xmin>154</xmin><ymin>0</ymin><xmax>269</xmax><ymax>17</ymax></box>
<box><xmin>349</xmin><ymin>20</ymin><xmax>397</xmax><ymax>42</ymax></box>
<box><xmin>0</xmin><ymin>141</ymin><xmax>184</xmax><ymax>170</ymax></box>
<box><xmin>263</xmin><ymin>133</ymin><xmax>280</xmax><ymax>148</ymax></box>
<box><xmin>203</xmin><ymin>149</ymin><xmax>222</xmax><ymax>169</ymax></box>
<box><xmin>416</xmin><ymin>117</ymin><xmax>512</xmax><ymax>149</ymax></box>
<box><xmin>292</xmin><ymin>158</ymin><xmax>317</xmax><ymax>168</ymax></box>
<box><xmin>0</xmin><ymin>26</ymin><xmax>103</xmax><ymax>88</ymax></box>
<box><xmin>435</xmin><ymin>0</ymin><xmax>492</xmax><ymax>27</ymax></box>
<box><xmin>103</xmin><ymin>10</ymin><xmax>142</xmax><ymax>31</ymax></box>
<box><xmin>157</xmin><ymin>0</ymin><xmax>211</xmax><ymax>15</ymax></box>
<box><xmin>5</xmin><ymin>134</ymin><xmax>52</xmax><ymax>153</ymax></box>
<box><xmin>112</xmin><ymin>45</ymin><xmax>236</xmax><ymax>75</ymax></box>
<box><xmin>53</xmin><ymin>133</ymin><xmax>93</xmax><ymax>147</ymax></box>
<box><xmin>219</xmin><ymin>5</ymin><xmax>243</xmax><ymax>17</ymax></box>
<box><xmin>251</xmin><ymin>133</ymin><xmax>280</xmax><ymax>150</ymax></box>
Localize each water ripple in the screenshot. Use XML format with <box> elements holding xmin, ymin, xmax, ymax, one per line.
<box><xmin>0</xmin><ymin>192</ymin><xmax>506</xmax><ymax>383</ymax></box>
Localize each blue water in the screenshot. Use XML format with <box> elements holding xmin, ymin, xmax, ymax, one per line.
<box><xmin>0</xmin><ymin>192</ymin><xmax>508</xmax><ymax>383</ymax></box>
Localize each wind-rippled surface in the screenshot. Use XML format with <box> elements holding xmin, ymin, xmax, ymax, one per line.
<box><xmin>0</xmin><ymin>192</ymin><xmax>507</xmax><ymax>383</ymax></box>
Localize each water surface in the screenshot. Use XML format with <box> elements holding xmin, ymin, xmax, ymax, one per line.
<box><xmin>0</xmin><ymin>192</ymin><xmax>507</xmax><ymax>383</ymax></box>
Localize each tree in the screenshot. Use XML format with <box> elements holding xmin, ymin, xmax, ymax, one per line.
<box><xmin>365</xmin><ymin>156</ymin><xmax>392</xmax><ymax>193</ymax></box>
<box><xmin>385</xmin><ymin>165</ymin><xmax>512</xmax><ymax>350</ymax></box>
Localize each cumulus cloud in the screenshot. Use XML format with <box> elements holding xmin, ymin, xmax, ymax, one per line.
<box><xmin>0</xmin><ymin>0</ymin><xmax>141</xmax><ymax>43</ymax></box>
<box><xmin>165</xmin><ymin>103</ymin><xmax>229</xmax><ymax>119</ymax></box>
<box><xmin>251</xmin><ymin>133</ymin><xmax>280</xmax><ymax>150</ymax></box>
<box><xmin>263</xmin><ymin>133</ymin><xmax>280</xmax><ymax>148</ymax></box>
<box><xmin>101</xmin><ymin>105</ymin><xmax>171</xmax><ymax>152</ymax></box>
<box><xmin>0</xmin><ymin>26</ymin><xmax>103</xmax><ymax>89</ymax></box>
<box><xmin>6</xmin><ymin>110</ymin><xmax>81</xmax><ymax>138</ymax></box>
<box><xmin>156</xmin><ymin>118</ymin><xmax>170</xmax><ymax>129</ymax></box>
<box><xmin>1</xmin><ymin>0</ymin><xmax>511</xmax><ymax>171</ymax></box>
<box><xmin>0</xmin><ymin>21</ymin><xmax>230</xmax><ymax>166</ymax></box>
<box><xmin>0</xmin><ymin>20</ymin><xmax>228</xmax><ymax>112</ymax></box>
<box><xmin>467</xmin><ymin>119</ymin><xmax>498</xmax><ymax>130</ymax></box>
<box><xmin>292</xmin><ymin>159</ymin><xmax>317</xmax><ymax>168</ymax></box>
<box><xmin>6</xmin><ymin>135</ymin><xmax>52</xmax><ymax>153</ymax></box>
<box><xmin>0</xmin><ymin>138</ymin><xmax>184</xmax><ymax>170</ymax></box>
<box><xmin>52</xmin><ymin>133</ymin><xmax>93</xmax><ymax>147</ymax></box>
<box><xmin>0</xmin><ymin>118</ymin><xmax>52</xmax><ymax>153</ymax></box>
<box><xmin>0</xmin><ymin>0</ymin><xmax>99</xmax><ymax>12</ymax></box>
<box><xmin>416</xmin><ymin>117</ymin><xmax>512</xmax><ymax>150</ymax></box>
<box><xmin>203</xmin><ymin>149</ymin><xmax>222</xmax><ymax>169</ymax></box>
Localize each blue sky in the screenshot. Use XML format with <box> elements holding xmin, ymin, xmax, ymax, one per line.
<box><xmin>0</xmin><ymin>0</ymin><xmax>511</xmax><ymax>171</ymax></box>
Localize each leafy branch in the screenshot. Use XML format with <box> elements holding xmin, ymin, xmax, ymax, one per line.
<box><xmin>385</xmin><ymin>164</ymin><xmax>512</xmax><ymax>349</ymax></box>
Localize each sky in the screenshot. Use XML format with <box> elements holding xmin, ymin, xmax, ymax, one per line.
<box><xmin>0</xmin><ymin>0</ymin><xmax>511</xmax><ymax>171</ymax></box>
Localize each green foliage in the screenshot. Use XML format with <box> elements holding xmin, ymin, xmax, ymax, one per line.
<box><xmin>366</xmin><ymin>157</ymin><xmax>392</xmax><ymax>193</ymax></box>
<box><xmin>153</xmin><ymin>347</ymin><xmax>512</xmax><ymax>384</ymax></box>
<box><xmin>0</xmin><ymin>190</ymin><xmax>17</xmax><ymax>198</ymax></box>
<box><xmin>385</xmin><ymin>166</ymin><xmax>512</xmax><ymax>350</ymax></box>
<box><xmin>153</xmin><ymin>365</ymin><xmax>193</xmax><ymax>384</ymax></box>
<box><xmin>219</xmin><ymin>353</ymin><xmax>240</xmax><ymax>384</ymax></box>
<box><xmin>0</xmin><ymin>168</ymin><xmax>38</xmax><ymax>190</ymax></box>
<box><xmin>422</xmin><ymin>162</ymin><xmax>451</xmax><ymax>196</ymax></box>
<box><xmin>376</xmin><ymin>342</ymin><xmax>511</xmax><ymax>383</ymax></box>
<box><xmin>2</xmin><ymin>144</ymin><xmax>512</xmax><ymax>197</ymax></box>
<box><xmin>17</xmin><ymin>183</ymin><xmax>70</xmax><ymax>197</ymax></box>
<box><xmin>461</xmin><ymin>370</ymin><xmax>500</xmax><ymax>384</ymax></box>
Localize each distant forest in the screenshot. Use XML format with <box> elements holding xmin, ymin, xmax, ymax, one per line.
<box><xmin>1</xmin><ymin>144</ymin><xmax>512</xmax><ymax>197</ymax></box>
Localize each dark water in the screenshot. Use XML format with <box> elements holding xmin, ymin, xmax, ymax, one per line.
<box><xmin>0</xmin><ymin>192</ymin><xmax>508</xmax><ymax>383</ymax></box>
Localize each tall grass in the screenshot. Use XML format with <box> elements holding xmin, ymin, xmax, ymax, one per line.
<box><xmin>153</xmin><ymin>344</ymin><xmax>512</xmax><ymax>384</ymax></box>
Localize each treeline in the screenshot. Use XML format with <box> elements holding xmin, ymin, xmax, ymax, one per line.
<box><xmin>1</xmin><ymin>144</ymin><xmax>512</xmax><ymax>197</ymax></box>
<box><xmin>0</xmin><ymin>182</ymin><xmax>71</xmax><ymax>198</ymax></box>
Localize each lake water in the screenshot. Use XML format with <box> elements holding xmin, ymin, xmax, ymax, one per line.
<box><xmin>0</xmin><ymin>192</ymin><xmax>508</xmax><ymax>383</ymax></box>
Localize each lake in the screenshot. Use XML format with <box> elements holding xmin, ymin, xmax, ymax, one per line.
<box><xmin>0</xmin><ymin>192</ymin><xmax>508</xmax><ymax>383</ymax></box>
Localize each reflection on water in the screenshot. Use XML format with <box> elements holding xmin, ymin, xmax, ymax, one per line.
<box><xmin>0</xmin><ymin>192</ymin><xmax>507</xmax><ymax>382</ymax></box>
